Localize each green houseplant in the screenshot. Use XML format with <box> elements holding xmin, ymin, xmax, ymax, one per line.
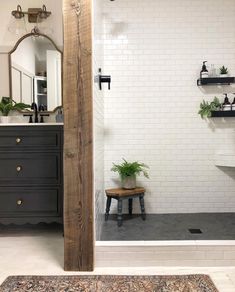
<box><xmin>220</xmin><ymin>66</ymin><xmax>229</xmax><ymax>77</ymax></box>
<box><xmin>198</xmin><ymin>97</ymin><xmax>221</xmax><ymax>118</ymax></box>
<box><xmin>0</xmin><ymin>97</ymin><xmax>30</xmax><ymax>122</ymax></box>
<box><xmin>111</xmin><ymin>159</ymin><xmax>149</xmax><ymax>189</ymax></box>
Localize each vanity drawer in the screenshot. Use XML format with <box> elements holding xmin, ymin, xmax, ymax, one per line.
<box><xmin>0</xmin><ymin>125</ymin><xmax>63</xmax><ymax>225</ymax></box>
<box><xmin>0</xmin><ymin>188</ymin><xmax>62</xmax><ymax>217</ymax></box>
<box><xmin>0</xmin><ymin>127</ymin><xmax>62</xmax><ymax>150</ymax></box>
<box><xmin>0</xmin><ymin>153</ymin><xmax>61</xmax><ymax>185</ymax></box>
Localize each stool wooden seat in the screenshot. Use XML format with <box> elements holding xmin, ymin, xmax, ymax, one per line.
<box><xmin>105</xmin><ymin>187</ymin><xmax>146</xmax><ymax>227</ymax></box>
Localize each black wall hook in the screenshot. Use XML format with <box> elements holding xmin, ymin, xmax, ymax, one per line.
<box><xmin>97</xmin><ymin>68</ymin><xmax>111</xmax><ymax>90</ymax></box>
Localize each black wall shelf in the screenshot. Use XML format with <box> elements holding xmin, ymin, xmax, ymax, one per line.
<box><xmin>211</xmin><ymin>111</ymin><xmax>235</xmax><ymax>117</ymax></box>
<box><xmin>197</xmin><ymin>77</ymin><xmax>235</xmax><ymax>86</ymax></box>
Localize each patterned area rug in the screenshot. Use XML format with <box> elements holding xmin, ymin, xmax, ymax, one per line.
<box><xmin>0</xmin><ymin>275</ymin><xmax>218</xmax><ymax>292</ymax></box>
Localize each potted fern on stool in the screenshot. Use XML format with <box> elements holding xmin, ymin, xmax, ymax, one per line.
<box><xmin>111</xmin><ymin>159</ymin><xmax>149</xmax><ymax>189</ymax></box>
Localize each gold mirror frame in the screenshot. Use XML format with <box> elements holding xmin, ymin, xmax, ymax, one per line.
<box><xmin>8</xmin><ymin>32</ymin><xmax>63</xmax><ymax>113</ymax></box>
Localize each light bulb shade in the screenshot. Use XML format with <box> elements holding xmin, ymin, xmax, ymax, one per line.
<box><xmin>34</xmin><ymin>11</ymin><xmax>53</xmax><ymax>35</ymax></box>
<box><xmin>8</xmin><ymin>17</ymin><xmax>27</xmax><ymax>36</ymax></box>
<box><xmin>34</xmin><ymin>23</ymin><xmax>54</xmax><ymax>35</ymax></box>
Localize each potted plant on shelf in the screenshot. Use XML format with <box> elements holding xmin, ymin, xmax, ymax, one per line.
<box><xmin>0</xmin><ymin>97</ymin><xmax>30</xmax><ymax>123</ymax></box>
<box><xmin>220</xmin><ymin>66</ymin><xmax>229</xmax><ymax>77</ymax></box>
<box><xmin>198</xmin><ymin>97</ymin><xmax>221</xmax><ymax>118</ymax></box>
<box><xmin>111</xmin><ymin>158</ymin><xmax>149</xmax><ymax>189</ymax></box>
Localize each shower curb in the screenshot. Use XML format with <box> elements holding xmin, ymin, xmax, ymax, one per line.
<box><xmin>96</xmin><ymin>241</ymin><xmax>235</xmax><ymax>267</ymax></box>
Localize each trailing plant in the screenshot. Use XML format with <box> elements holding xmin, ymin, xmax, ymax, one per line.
<box><xmin>111</xmin><ymin>158</ymin><xmax>149</xmax><ymax>180</ymax></box>
<box><xmin>220</xmin><ymin>66</ymin><xmax>228</xmax><ymax>75</ymax></box>
<box><xmin>0</xmin><ymin>97</ymin><xmax>30</xmax><ymax>116</ymax></box>
<box><xmin>198</xmin><ymin>97</ymin><xmax>221</xmax><ymax>118</ymax></box>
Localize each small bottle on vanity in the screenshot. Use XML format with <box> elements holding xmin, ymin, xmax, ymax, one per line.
<box><xmin>232</xmin><ymin>94</ymin><xmax>235</xmax><ymax>111</ymax></box>
<box><xmin>222</xmin><ymin>94</ymin><xmax>231</xmax><ymax>111</ymax></box>
<box><xmin>56</xmin><ymin>109</ymin><xmax>64</xmax><ymax>123</ymax></box>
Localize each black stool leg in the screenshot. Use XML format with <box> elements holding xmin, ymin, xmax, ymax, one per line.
<box><xmin>128</xmin><ymin>198</ymin><xmax>133</xmax><ymax>216</ymax></box>
<box><xmin>117</xmin><ymin>199</ymin><xmax>123</xmax><ymax>227</ymax></box>
<box><xmin>105</xmin><ymin>196</ymin><xmax>112</xmax><ymax>221</ymax></box>
<box><xmin>139</xmin><ymin>194</ymin><xmax>146</xmax><ymax>220</ymax></box>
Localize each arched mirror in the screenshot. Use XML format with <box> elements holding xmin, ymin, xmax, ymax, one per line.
<box><xmin>9</xmin><ymin>32</ymin><xmax>62</xmax><ymax>112</ymax></box>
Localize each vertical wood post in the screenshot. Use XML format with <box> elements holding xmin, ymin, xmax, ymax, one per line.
<box><xmin>63</xmin><ymin>0</ymin><xmax>94</xmax><ymax>271</ymax></box>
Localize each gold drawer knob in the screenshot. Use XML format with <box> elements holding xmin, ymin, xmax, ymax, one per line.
<box><xmin>16</xmin><ymin>166</ymin><xmax>22</xmax><ymax>172</ymax></box>
<box><xmin>17</xmin><ymin>199</ymin><xmax>23</xmax><ymax>206</ymax></box>
<box><xmin>16</xmin><ymin>138</ymin><xmax>21</xmax><ymax>144</ymax></box>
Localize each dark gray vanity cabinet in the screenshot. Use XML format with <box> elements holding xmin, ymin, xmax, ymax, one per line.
<box><xmin>0</xmin><ymin>125</ymin><xmax>63</xmax><ymax>224</ymax></box>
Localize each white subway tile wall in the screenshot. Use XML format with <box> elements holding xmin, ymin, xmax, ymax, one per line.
<box><xmin>102</xmin><ymin>0</ymin><xmax>235</xmax><ymax>214</ymax></box>
<box><xmin>93</xmin><ymin>0</ymin><xmax>105</xmax><ymax>240</ymax></box>
<box><xmin>96</xmin><ymin>242</ymin><xmax>235</xmax><ymax>267</ymax></box>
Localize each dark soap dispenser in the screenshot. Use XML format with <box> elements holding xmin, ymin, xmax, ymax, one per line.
<box><xmin>232</xmin><ymin>94</ymin><xmax>235</xmax><ymax>111</ymax></box>
<box><xmin>222</xmin><ymin>94</ymin><xmax>231</xmax><ymax>111</ymax></box>
<box><xmin>200</xmin><ymin>61</ymin><xmax>209</xmax><ymax>79</ymax></box>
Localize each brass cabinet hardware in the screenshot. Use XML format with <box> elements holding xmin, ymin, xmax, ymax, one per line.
<box><xmin>16</xmin><ymin>166</ymin><xmax>22</xmax><ymax>172</ymax></box>
<box><xmin>16</xmin><ymin>138</ymin><xmax>21</xmax><ymax>144</ymax></box>
<box><xmin>17</xmin><ymin>199</ymin><xmax>23</xmax><ymax>206</ymax></box>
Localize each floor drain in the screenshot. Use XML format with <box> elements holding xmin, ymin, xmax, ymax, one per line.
<box><xmin>188</xmin><ymin>228</ymin><xmax>202</xmax><ymax>234</ymax></box>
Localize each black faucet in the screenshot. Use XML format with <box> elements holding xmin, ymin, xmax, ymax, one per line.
<box><xmin>31</xmin><ymin>102</ymin><xmax>39</xmax><ymax>123</ymax></box>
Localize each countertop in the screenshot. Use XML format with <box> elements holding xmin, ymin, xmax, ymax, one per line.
<box><xmin>0</xmin><ymin>123</ymin><xmax>64</xmax><ymax>126</ymax></box>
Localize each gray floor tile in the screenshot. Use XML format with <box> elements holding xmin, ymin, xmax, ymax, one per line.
<box><xmin>101</xmin><ymin>213</ymin><xmax>235</xmax><ymax>241</ymax></box>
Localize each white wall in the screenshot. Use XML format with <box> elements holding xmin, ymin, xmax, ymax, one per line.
<box><xmin>103</xmin><ymin>0</ymin><xmax>235</xmax><ymax>214</ymax></box>
<box><xmin>0</xmin><ymin>0</ymin><xmax>63</xmax><ymax>98</ymax></box>
<box><xmin>11</xmin><ymin>37</ymin><xmax>36</xmax><ymax>75</ymax></box>
<box><xmin>93</xmin><ymin>0</ymin><xmax>105</xmax><ymax>240</ymax></box>
<box><xmin>0</xmin><ymin>54</ymin><xmax>10</xmax><ymax>97</ymax></box>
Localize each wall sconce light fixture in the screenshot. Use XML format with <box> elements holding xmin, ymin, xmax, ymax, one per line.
<box><xmin>11</xmin><ymin>4</ymin><xmax>51</xmax><ymax>23</ymax></box>
<box><xmin>38</xmin><ymin>5</ymin><xmax>51</xmax><ymax>20</ymax></box>
<box><xmin>11</xmin><ymin>5</ymin><xmax>24</xmax><ymax>19</ymax></box>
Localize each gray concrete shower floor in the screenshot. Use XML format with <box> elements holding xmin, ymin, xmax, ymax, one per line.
<box><xmin>101</xmin><ymin>213</ymin><xmax>235</xmax><ymax>241</ymax></box>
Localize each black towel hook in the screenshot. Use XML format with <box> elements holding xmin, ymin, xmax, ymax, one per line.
<box><xmin>97</xmin><ymin>68</ymin><xmax>111</xmax><ymax>90</ymax></box>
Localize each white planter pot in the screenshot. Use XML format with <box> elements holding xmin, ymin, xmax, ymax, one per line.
<box><xmin>220</xmin><ymin>74</ymin><xmax>228</xmax><ymax>77</ymax></box>
<box><xmin>0</xmin><ymin>116</ymin><xmax>10</xmax><ymax>123</ymax></box>
<box><xmin>122</xmin><ymin>176</ymin><xmax>136</xmax><ymax>189</ymax></box>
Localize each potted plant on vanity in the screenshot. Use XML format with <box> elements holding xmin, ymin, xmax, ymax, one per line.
<box><xmin>0</xmin><ymin>97</ymin><xmax>30</xmax><ymax>123</ymax></box>
<box><xmin>111</xmin><ymin>158</ymin><xmax>149</xmax><ymax>189</ymax></box>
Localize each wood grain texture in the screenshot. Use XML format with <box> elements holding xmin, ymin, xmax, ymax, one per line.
<box><xmin>105</xmin><ymin>188</ymin><xmax>146</xmax><ymax>197</ymax></box>
<box><xmin>63</xmin><ymin>0</ymin><xmax>94</xmax><ymax>271</ymax></box>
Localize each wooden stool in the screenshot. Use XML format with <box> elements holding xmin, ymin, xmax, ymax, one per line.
<box><xmin>105</xmin><ymin>187</ymin><xmax>146</xmax><ymax>227</ymax></box>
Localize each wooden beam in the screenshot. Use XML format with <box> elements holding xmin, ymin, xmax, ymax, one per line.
<box><xmin>63</xmin><ymin>0</ymin><xmax>94</xmax><ymax>271</ymax></box>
